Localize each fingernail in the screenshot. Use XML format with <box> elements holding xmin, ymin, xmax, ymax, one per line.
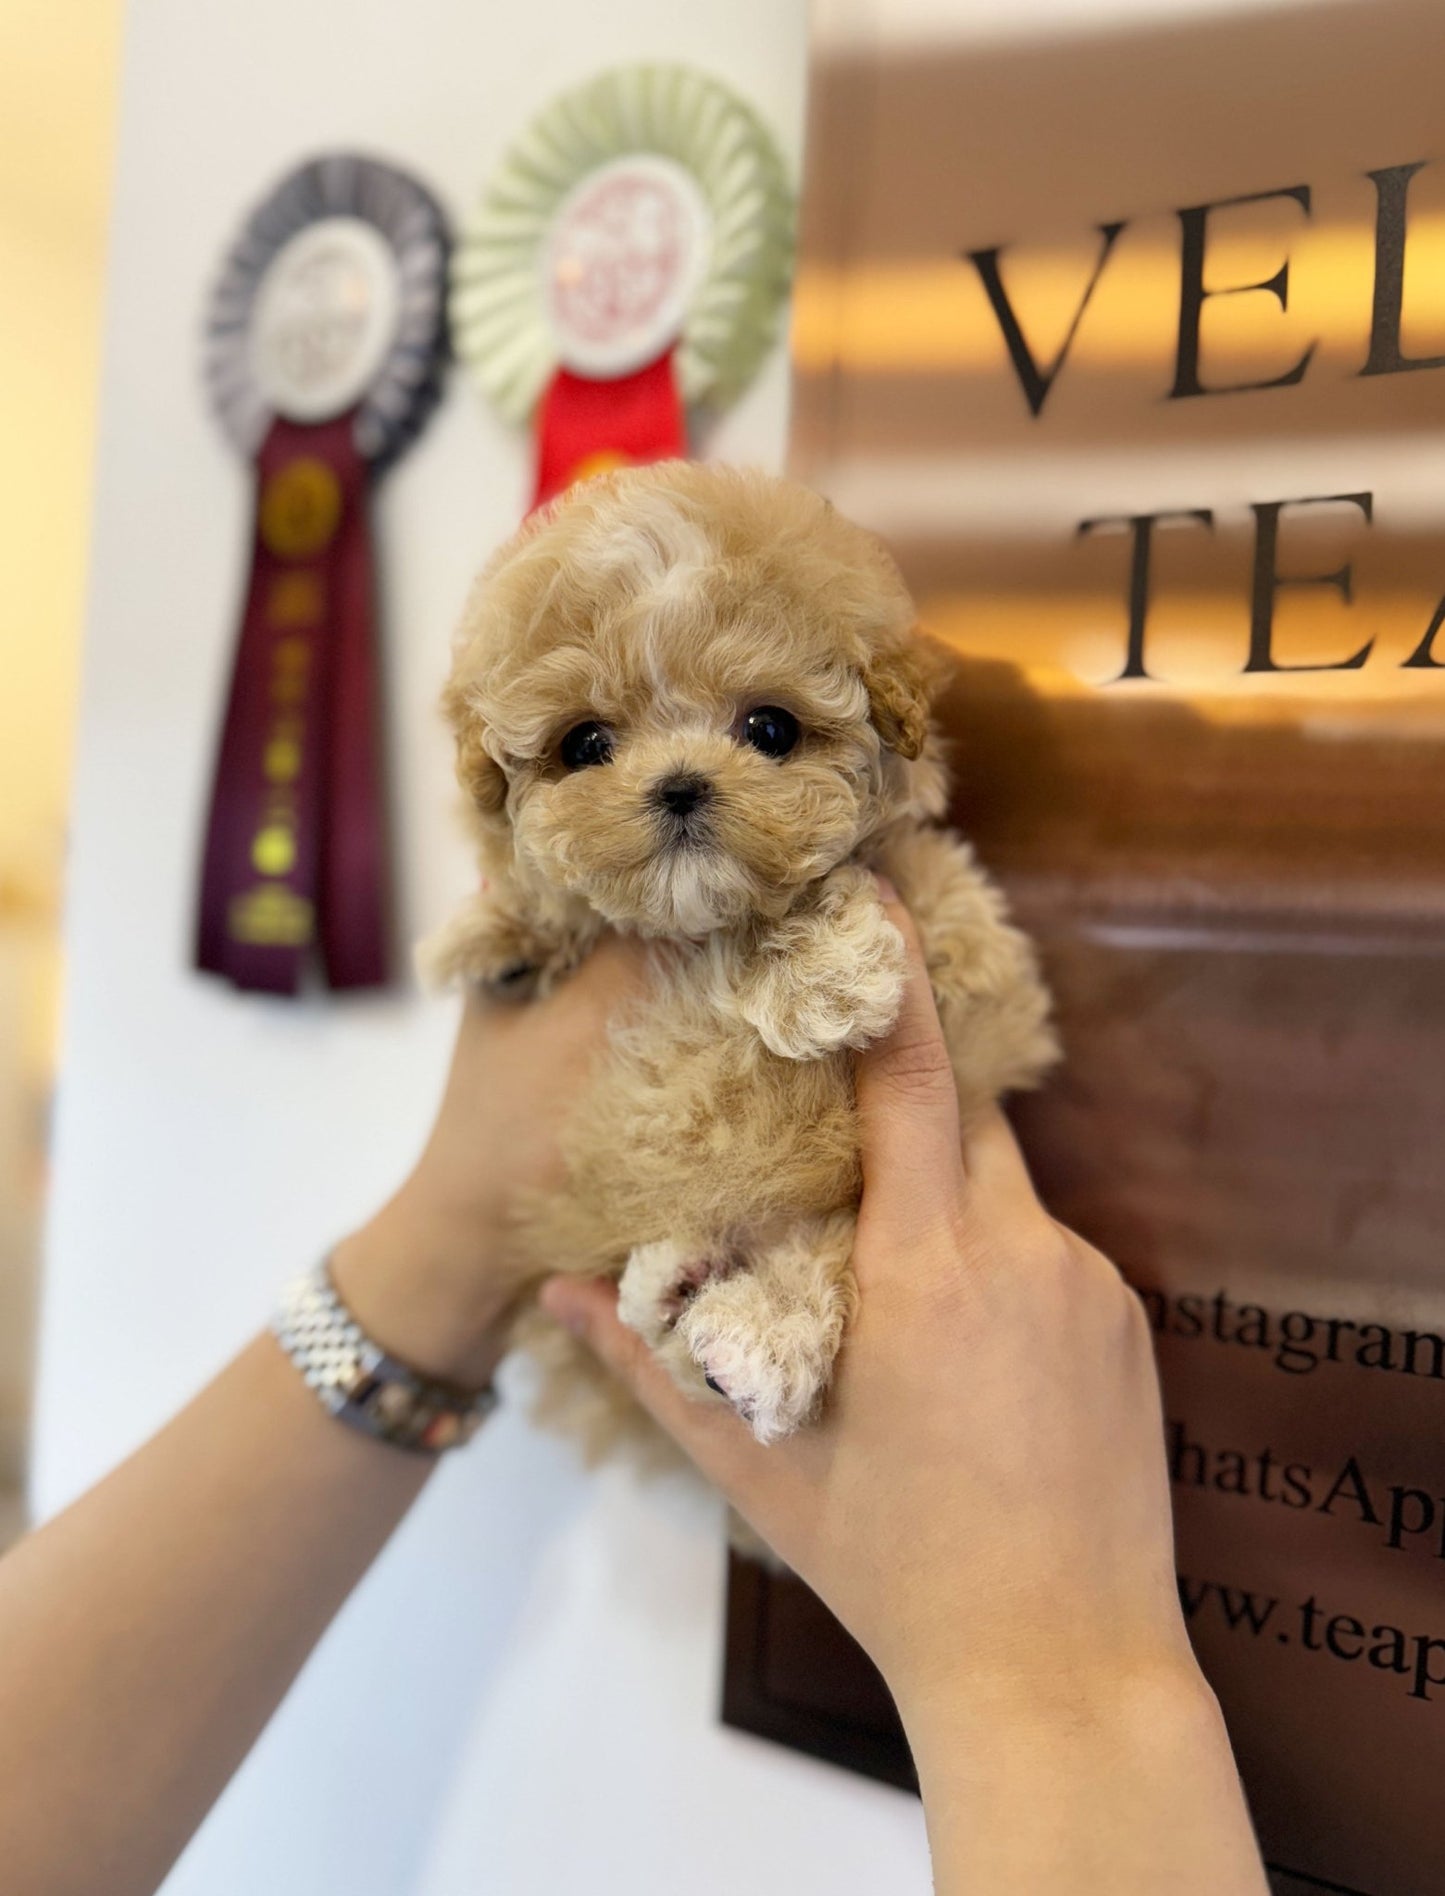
<box><xmin>539</xmin><ymin>1278</ymin><xmax>586</xmax><ymax>1337</ymax></box>
<box><xmin>873</xmin><ymin>872</ymin><xmax>899</xmax><ymax>902</ymax></box>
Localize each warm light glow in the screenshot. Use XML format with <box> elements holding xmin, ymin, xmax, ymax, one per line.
<box><xmin>0</xmin><ymin>0</ymin><xmax>122</xmax><ymax>1504</ymax></box>
<box><xmin>921</xmin><ymin>589</ymin><xmax>1445</xmax><ymax>733</ymax></box>
<box><xmin>0</xmin><ymin>0</ymin><xmax>122</xmax><ymax>932</ymax></box>
<box><xmin>792</xmin><ymin>216</ymin><xmax>1445</xmax><ymax>374</ymax></box>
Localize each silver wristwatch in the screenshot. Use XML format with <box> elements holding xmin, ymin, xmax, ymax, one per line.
<box><xmin>272</xmin><ymin>1261</ymin><xmax>498</xmax><ymax>1454</ymax></box>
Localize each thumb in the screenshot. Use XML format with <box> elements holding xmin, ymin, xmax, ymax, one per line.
<box><xmin>857</xmin><ymin>879</ymin><xmax>964</xmax><ymax>1215</ymax></box>
<box><xmin>538</xmin><ymin>1275</ymin><xmax>665</xmax><ymax>1407</ymax></box>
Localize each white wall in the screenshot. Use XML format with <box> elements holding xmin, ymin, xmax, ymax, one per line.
<box><xmin>32</xmin><ymin>1</ymin><xmax>933</xmax><ymax>1890</ymax></box>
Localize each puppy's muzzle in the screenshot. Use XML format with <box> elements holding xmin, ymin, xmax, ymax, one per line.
<box><xmin>653</xmin><ymin>773</ymin><xmax>712</xmax><ymax>817</ymax></box>
<box><xmin>650</xmin><ymin>772</ymin><xmax>715</xmax><ymax>852</ymax></box>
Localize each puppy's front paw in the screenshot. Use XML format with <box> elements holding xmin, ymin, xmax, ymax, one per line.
<box><xmin>416</xmin><ymin>894</ymin><xmax>565</xmax><ymax>1002</ymax></box>
<box><xmin>740</xmin><ymin>867</ymin><xmax>907</xmax><ymax>1060</ymax></box>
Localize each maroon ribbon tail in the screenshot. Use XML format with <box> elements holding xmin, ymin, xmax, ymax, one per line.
<box><xmin>319</xmin><ymin>467</ymin><xmax>390</xmax><ymax>990</ymax></box>
<box><xmin>194</xmin><ymin>412</ymin><xmax>390</xmax><ymax>995</ymax></box>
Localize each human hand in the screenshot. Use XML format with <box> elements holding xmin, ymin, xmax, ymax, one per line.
<box><xmin>400</xmin><ymin>886</ymin><xmax>1261</xmax><ymax>1890</ymax></box>
<box><xmin>540</xmin><ymin>890</ymin><xmax>1205</xmax><ymax>1748</ymax></box>
<box><xmin>332</xmin><ymin>932</ymin><xmax>648</xmax><ymax>1390</ymax></box>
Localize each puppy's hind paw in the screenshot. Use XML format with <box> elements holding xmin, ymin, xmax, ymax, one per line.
<box><xmin>678</xmin><ymin>1233</ymin><xmax>854</xmax><ymax>1444</ymax></box>
<box><xmin>680</xmin><ymin>1302</ymin><xmax>835</xmax><ymax>1445</ymax></box>
<box><xmin>617</xmin><ymin>1239</ymin><xmax>738</xmax><ymax>1349</ymax></box>
<box><xmin>621</xmin><ymin>1217</ymin><xmax>856</xmax><ymax>1444</ymax></box>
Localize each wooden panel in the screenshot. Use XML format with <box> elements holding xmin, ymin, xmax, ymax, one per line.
<box><xmin>722</xmin><ymin>1552</ymin><xmax>915</xmax><ymax>1793</ymax></box>
<box><xmin>728</xmin><ymin>4</ymin><xmax>1445</xmax><ymax>1890</ymax></box>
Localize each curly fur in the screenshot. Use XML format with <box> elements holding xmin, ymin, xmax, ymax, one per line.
<box><xmin>422</xmin><ymin>462</ymin><xmax>1057</xmax><ymax>1452</ymax></box>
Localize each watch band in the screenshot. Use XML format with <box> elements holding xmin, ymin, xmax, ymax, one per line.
<box><xmin>272</xmin><ymin>1260</ymin><xmax>498</xmax><ymax>1454</ymax></box>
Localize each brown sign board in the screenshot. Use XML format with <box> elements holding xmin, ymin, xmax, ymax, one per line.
<box><xmin>722</xmin><ymin>6</ymin><xmax>1445</xmax><ymax>1891</ymax></box>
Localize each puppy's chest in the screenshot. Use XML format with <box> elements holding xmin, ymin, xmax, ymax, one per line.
<box><xmin>599</xmin><ymin>957</ymin><xmax>858</xmax><ymax>1185</ymax></box>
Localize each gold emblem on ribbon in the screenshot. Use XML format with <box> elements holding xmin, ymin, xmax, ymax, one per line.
<box><xmin>228</xmin><ymin>885</ymin><xmax>314</xmax><ymax>947</ymax></box>
<box><xmin>259</xmin><ymin>457</ymin><xmax>343</xmax><ymax>560</ymax></box>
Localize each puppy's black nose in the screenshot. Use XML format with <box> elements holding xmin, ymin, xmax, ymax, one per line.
<box><xmin>653</xmin><ymin>774</ymin><xmax>711</xmax><ymax>817</ymax></box>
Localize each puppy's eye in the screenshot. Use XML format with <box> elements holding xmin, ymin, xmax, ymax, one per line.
<box><xmin>559</xmin><ymin>720</ymin><xmax>614</xmax><ymax>770</ymax></box>
<box><xmin>741</xmin><ymin>705</ymin><xmax>800</xmax><ymax>759</ymax></box>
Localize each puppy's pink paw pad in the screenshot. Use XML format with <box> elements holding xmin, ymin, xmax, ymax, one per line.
<box><xmin>687</xmin><ymin>1327</ymin><xmax>826</xmax><ymax>1445</ymax></box>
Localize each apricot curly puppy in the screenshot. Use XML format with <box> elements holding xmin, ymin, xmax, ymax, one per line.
<box><xmin>422</xmin><ymin>462</ymin><xmax>1056</xmax><ymax>1452</ymax></box>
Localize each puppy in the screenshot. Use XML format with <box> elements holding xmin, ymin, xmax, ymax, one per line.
<box><xmin>423</xmin><ymin>462</ymin><xmax>1056</xmax><ymax>1453</ymax></box>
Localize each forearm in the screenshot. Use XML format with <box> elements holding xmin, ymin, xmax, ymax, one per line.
<box><xmin>904</xmin><ymin>1661</ymin><xmax>1268</xmax><ymax>1896</ymax></box>
<box><xmin>0</xmin><ymin>1333</ymin><xmax>433</xmax><ymax>1896</ymax></box>
<box><xmin>0</xmin><ymin>960</ymin><xmax>639</xmax><ymax>1896</ymax></box>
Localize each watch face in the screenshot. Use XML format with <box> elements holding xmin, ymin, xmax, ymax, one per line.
<box><xmin>371</xmin><ymin>1381</ymin><xmax>415</xmax><ymax>1426</ymax></box>
<box><xmin>542</xmin><ymin>154</ymin><xmax>711</xmax><ymax>379</ymax></box>
<box><xmin>249</xmin><ymin>216</ymin><xmax>402</xmax><ymax>423</ymax></box>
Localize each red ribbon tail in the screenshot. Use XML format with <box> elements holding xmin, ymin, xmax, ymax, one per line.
<box><xmin>530</xmin><ymin>346</ymin><xmax>687</xmax><ymax>512</ymax></box>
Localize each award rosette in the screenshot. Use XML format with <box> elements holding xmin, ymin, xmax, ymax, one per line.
<box><xmin>450</xmin><ymin>66</ymin><xmax>793</xmax><ymax>509</ymax></box>
<box><xmin>197</xmin><ymin>154</ymin><xmax>448</xmax><ymax>995</ymax></box>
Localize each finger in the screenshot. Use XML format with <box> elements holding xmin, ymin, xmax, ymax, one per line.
<box><xmin>542</xmin><ymin>931</ymin><xmax>652</xmax><ymax>1013</ymax></box>
<box><xmin>543</xmin><ymin>938</ymin><xmax>649</xmax><ymax>1045</ymax></box>
<box><xmin>857</xmin><ymin>880</ymin><xmax>964</xmax><ymax>1208</ymax></box>
<box><xmin>536</xmin><ymin>1277</ymin><xmax>801</xmax><ymax>1517</ymax></box>
<box><xmin>960</xmin><ymin>1105</ymin><xmax>1045</xmax><ymax>1215</ymax></box>
<box><xmin>574</xmin><ymin>928</ymin><xmax>653</xmax><ymax>992</ymax></box>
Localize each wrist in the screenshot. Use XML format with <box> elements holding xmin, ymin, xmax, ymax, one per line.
<box><xmin>902</xmin><ymin>1653</ymin><xmax>1228</xmax><ymax>1858</ymax></box>
<box><xmin>902</xmin><ymin>1645</ymin><xmax>1219</xmax><ymax>1774</ymax></box>
<box><xmin>330</xmin><ymin>1187</ymin><xmax>511</xmax><ymax>1391</ymax></box>
<box><xmin>901</xmin><ymin>1652</ymin><xmax>1257</xmax><ymax>1893</ymax></box>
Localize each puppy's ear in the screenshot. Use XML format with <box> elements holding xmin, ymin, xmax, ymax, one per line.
<box><xmin>863</xmin><ymin>637</ymin><xmax>932</xmax><ymax>761</ymax></box>
<box><xmin>443</xmin><ymin>679</ymin><xmax>508</xmax><ymax>819</ymax></box>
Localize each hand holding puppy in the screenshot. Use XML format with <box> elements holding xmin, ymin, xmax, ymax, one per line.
<box><xmin>542</xmin><ymin>888</ymin><xmax>1269</xmax><ymax>1896</ymax></box>
<box><xmin>539</xmin><ymin>890</ymin><xmax>1187</xmax><ymax>1708</ymax></box>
